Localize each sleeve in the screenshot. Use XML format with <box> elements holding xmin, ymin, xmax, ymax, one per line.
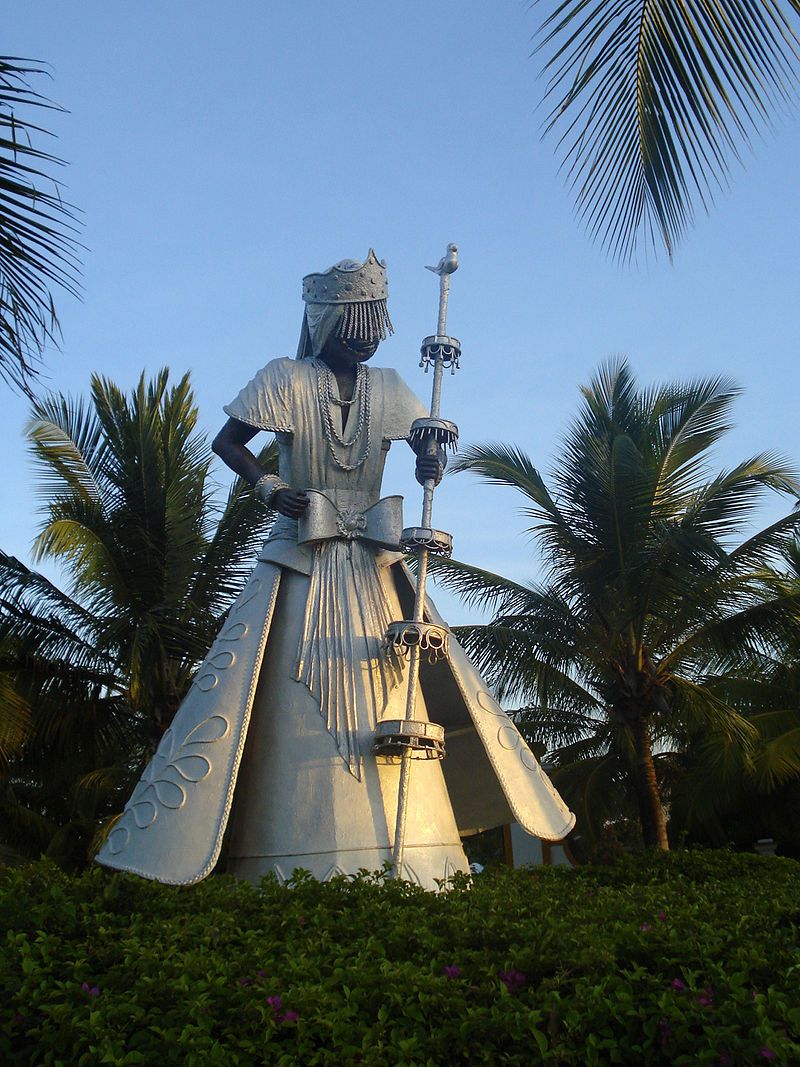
<box><xmin>222</xmin><ymin>358</ymin><xmax>295</xmax><ymax>432</ymax></box>
<box><xmin>378</xmin><ymin>368</ymin><xmax>430</xmax><ymax>440</ymax></box>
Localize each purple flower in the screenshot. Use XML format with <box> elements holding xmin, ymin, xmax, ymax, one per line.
<box><xmin>657</xmin><ymin>910</ymin><xmax>667</xmax><ymax>923</ymax></box>
<box><xmin>760</xmin><ymin>1050</ymin><xmax>777</xmax><ymax>1061</ymax></box>
<box><xmin>697</xmin><ymin>986</ymin><xmax>714</xmax><ymax>1008</ymax></box>
<box><xmin>237</xmin><ymin>976</ymin><xmax>252</xmax><ymax>987</ymax></box>
<box><xmin>80</xmin><ymin>981</ymin><xmax>100</xmax><ymax>998</ymax></box>
<box><xmin>266</xmin><ymin>995</ymin><xmax>298</xmax><ymax>1025</ymax></box>
<box><xmin>443</xmin><ymin>964</ymin><xmax>462</xmax><ymax>980</ymax></box>
<box><xmin>640</xmin><ymin>922</ymin><xmax>652</xmax><ymax>932</ymax></box>
<box><xmin>499</xmin><ymin>968</ymin><xmax>526</xmax><ymax>994</ymax></box>
<box><xmin>670</xmin><ymin>978</ymin><xmax>687</xmax><ymax>992</ymax></box>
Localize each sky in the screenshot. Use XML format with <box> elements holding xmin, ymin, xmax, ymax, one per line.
<box><xmin>4</xmin><ymin>1</ymin><xmax>800</xmax><ymax>625</ymax></box>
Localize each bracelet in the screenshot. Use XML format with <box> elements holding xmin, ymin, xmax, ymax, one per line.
<box><xmin>254</xmin><ymin>473</ymin><xmax>290</xmax><ymax>506</ymax></box>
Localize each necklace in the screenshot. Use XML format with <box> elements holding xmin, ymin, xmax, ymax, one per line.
<box><xmin>314</xmin><ymin>359</ymin><xmax>372</xmax><ymax>471</ymax></box>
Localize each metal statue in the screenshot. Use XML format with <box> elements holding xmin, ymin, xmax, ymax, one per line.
<box><xmin>96</xmin><ymin>249</ymin><xmax>574</xmax><ymax>890</ymax></box>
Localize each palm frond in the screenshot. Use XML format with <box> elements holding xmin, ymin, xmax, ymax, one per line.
<box><xmin>451</xmin><ymin>441</ymin><xmax>585</xmax><ymax>580</ymax></box>
<box><xmin>427</xmin><ymin>554</ymin><xmax>535</xmax><ymax>614</ymax></box>
<box><xmin>27</xmin><ymin>393</ymin><xmax>105</xmax><ymax>503</ymax></box>
<box><xmin>0</xmin><ymin>57</ymin><xmax>82</xmax><ymax>393</ymax></box>
<box><xmin>536</xmin><ymin>0</ymin><xmax>800</xmax><ymax>259</ymax></box>
<box><xmin>190</xmin><ymin>440</ymin><xmax>278</xmax><ymax>614</ymax></box>
<box><xmin>452</xmin><ymin>614</ymin><xmax>602</xmax><ymax>709</ymax></box>
<box><xmin>0</xmin><ymin>672</ymin><xmax>31</xmax><ymax>768</ymax></box>
<box><xmin>729</xmin><ymin>510</ymin><xmax>800</xmax><ymax>569</ymax></box>
<box><xmin>682</xmin><ymin>452</ymin><xmax>800</xmax><ymax>541</ymax></box>
<box><xmin>549</xmin><ymin>753</ymin><xmax>632</xmax><ymax>840</ymax></box>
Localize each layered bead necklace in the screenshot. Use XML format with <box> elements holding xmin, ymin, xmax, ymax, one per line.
<box><xmin>314</xmin><ymin>358</ymin><xmax>372</xmax><ymax>471</ymax></box>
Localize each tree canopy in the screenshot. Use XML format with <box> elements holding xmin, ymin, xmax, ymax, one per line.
<box><xmin>434</xmin><ymin>360</ymin><xmax>800</xmax><ymax>848</ymax></box>
<box><xmin>0</xmin><ymin>368</ymin><xmax>276</xmax><ymax>866</ymax></box>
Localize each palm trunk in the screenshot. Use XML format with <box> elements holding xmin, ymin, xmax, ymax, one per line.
<box><xmin>631</xmin><ymin>715</ymin><xmax>669</xmax><ymax>850</ymax></box>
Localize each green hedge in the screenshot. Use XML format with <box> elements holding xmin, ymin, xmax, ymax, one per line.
<box><xmin>2</xmin><ymin>851</ymin><xmax>799</xmax><ymax>1065</ymax></box>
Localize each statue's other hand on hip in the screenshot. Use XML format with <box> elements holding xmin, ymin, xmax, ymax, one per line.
<box><xmin>273</xmin><ymin>488</ymin><xmax>310</xmax><ymax>518</ymax></box>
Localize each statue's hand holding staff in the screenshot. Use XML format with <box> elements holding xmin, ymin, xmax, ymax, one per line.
<box><xmin>413</xmin><ymin>441</ymin><xmax>446</xmax><ymax>486</ymax></box>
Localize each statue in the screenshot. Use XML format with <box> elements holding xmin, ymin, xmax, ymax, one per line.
<box><xmin>96</xmin><ymin>250</ymin><xmax>574</xmax><ymax>889</ymax></box>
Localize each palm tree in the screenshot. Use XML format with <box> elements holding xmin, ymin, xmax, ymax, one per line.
<box><xmin>432</xmin><ymin>360</ymin><xmax>800</xmax><ymax>849</ymax></box>
<box><xmin>535</xmin><ymin>0</ymin><xmax>800</xmax><ymax>259</ymax></box>
<box><xmin>0</xmin><ymin>368</ymin><xmax>276</xmax><ymax>865</ymax></box>
<box><xmin>0</xmin><ymin>57</ymin><xmax>81</xmax><ymax>394</ymax></box>
<box><xmin>667</xmin><ymin>533</ymin><xmax>800</xmax><ymax>847</ymax></box>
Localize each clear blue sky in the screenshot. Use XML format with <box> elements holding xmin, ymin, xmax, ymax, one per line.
<box><xmin>5</xmin><ymin>1</ymin><xmax>799</xmax><ymax>623</ymax></box>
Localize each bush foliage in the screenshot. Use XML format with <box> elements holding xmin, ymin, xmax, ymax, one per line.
<box><xmin>2</xmin><ymin>850</ymin><xmax>799</xmax><ymax>1065</ymax></box>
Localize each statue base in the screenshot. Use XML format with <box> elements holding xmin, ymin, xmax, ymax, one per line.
<box><xmin>228</xmin><ymin>843</ymin><xmax>469</xmax><ymax>891</ymax></box>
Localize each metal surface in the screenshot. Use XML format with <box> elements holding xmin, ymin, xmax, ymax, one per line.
<box><xmin>419</xmin><ymin>337</ymin><xmax>461</xmax><ymax>375</ymax></box>
<box><xmin>97</xmin><ymin>251</ymin><xmax>575</xmax><ymax>891</ymax></box>
<box><xmin>399</xmin><ymin>527</ymin><xmax>453</xmax><ymax>556</ymax></box>
<box><xmin>374</xmin><ymin>718</ymin><xmax>446</xmax><ymax>759</ymax></box>
<box><xmin>298</xmin><ymin>490</ymin><xmax>403</xmax><ymax>550</ymax></box>
<box><xmin>389</xmin><ymin>245</ymin><xmax>462</xmax><ymax>877</ymax></box>
<box><xmin>384</xmin><ymin>619</ymin><xmax>450</xmax><ymax>661</ymax></box>
<box><xmin>409</xmin><ymin>416</ymin><xmax>459</xmax><ymax>450</ymax></box>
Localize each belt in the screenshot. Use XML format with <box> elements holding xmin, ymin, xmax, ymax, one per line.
<box><xmin>297</xmin><ymin>491</ymin><xmax>403</xmax><ymax>551</ymax></box>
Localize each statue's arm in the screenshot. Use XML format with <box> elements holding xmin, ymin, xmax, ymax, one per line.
<box><xmin>212</xmin><ymin>418</ymin><xmax>308</xmax><ymax>517</ymax></box>
<box><xmin>212</xmin><ymin>417</ymin><xmax>265</xmax><ymax>483</ymax></box>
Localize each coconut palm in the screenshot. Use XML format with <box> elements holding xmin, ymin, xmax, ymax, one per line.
<box><xmin>0</xmin><ymin>57</ymin><xmax>81</xmax><ymax>394</ymax></box>
<box><xmin>432</xmin><ymin>360</ymin><xmax>800</xmax><ymax>849</ymax></box>
<box><xmin>535</xmin><ymin>0</ymin><xmax>800</xmax><ymax>259</ymax></box>
<box><xmin>0</xmin><ymin>368</ymin><xmax>276</xmax><ymax>865</ymax></box>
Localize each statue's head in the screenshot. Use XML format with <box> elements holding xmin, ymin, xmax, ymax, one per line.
<box><xmin>297</xmin><ymin>250</ymin><xmax>393</xmax><ymax>361</ymax></box>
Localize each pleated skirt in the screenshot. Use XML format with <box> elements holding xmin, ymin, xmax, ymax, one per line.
<box><xmin>226</xmin><ymin>560</ymin><xmax>470</xmax><ymax>888</ymax></box>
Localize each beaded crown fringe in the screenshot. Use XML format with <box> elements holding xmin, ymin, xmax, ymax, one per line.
<box><xmin>335</xmin><ymin>298</ymin><xmax>394</xmax><ymax>343</ymax></box>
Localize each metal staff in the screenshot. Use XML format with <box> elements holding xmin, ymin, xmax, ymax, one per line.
<box><xmin>373</xmin><ymin>244</ymin><xmax>462</xmax><ymax>877</ymax></box>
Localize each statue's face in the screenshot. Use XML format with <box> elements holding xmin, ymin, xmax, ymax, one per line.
<box><xmin>321</xmin><ymin>333</ymin><xmax>380</xmax><ymax>367</ymax></box>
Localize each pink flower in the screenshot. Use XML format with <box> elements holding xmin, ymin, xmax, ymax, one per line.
<box><xmin>237</xmin><ymin>976</ymin><xmax>252</xmax><ymax>987</ymax></box>
<box><xmin>282</xmin><ymin>1010</ymin><xmax>299</xmax><ymax>1023</ymax></box>
<box><xmin>670</xmin><ymin>978</ymin><xmax>686</xmax><ymax>992</ymax></box>
<box><xmin>697</xmin><ymin>986</ymin><xmax>714</xmax><ymax>1008</ymax></box>
<box><xmin>657</xmin><ymin>910</ymin><xmax>667</xmax><ymax>923</ymax></box>
<box><xmin>80</xmin><ymin>981</ymin><xmax>100</xmax><ymax>998</ymax></box>
<box><xmin>444</xmin><ymin>964</ymin><xmax>462</xmax><ymax>979</ymax></box>
<box><xmin>499</xmin><ymin>968</ymin><xmax>526</xmax><ymax>994</ymax></box>
<box><xmin>266</xmin><ymin>995</ymin><xmax>283</xmax><ymax>1014</ymax></box>
<box><xmin>760</xmin><ymin>1050</ymin><xmax>777</xmax><ymax>1061</ymax></box>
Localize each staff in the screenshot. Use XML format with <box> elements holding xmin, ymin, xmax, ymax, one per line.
<box><xmin>374</xmin><ymin>244</ymin><xmax>462</xmax><ymax>876</ymax></box>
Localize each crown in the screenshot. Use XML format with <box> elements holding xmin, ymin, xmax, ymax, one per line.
<box><xmin>302</xmin><ymin>249</ymin><xmax>388</xmax><ymax>305</ymax></box>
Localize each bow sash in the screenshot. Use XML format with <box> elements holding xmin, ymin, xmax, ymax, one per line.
<box><xmin>297</xmin><ymin>491</ymin><xmax>403</xmax><ymax>550</ymax></box>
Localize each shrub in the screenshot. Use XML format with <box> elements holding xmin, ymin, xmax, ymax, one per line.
<box><xmin>2</xmin><ymin>850</ymin><xmax>798</xmax><ymax>1064</ymax></box>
